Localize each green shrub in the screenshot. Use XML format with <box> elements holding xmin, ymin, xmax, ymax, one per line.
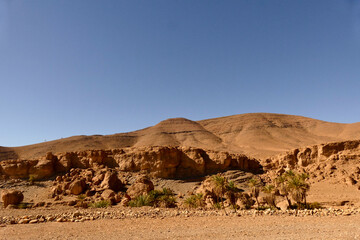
<box><xmin>129</xmin><ymin>188</ymin><xmax>177</xmax><ymax>208</ymax></box>
<box><xmin>16</xmin><ymin>203</ymin><xmax>32</xmax><ymax>209</ymax></box>
<box><xmin>184</xmin><ymin>194</ymin><xmax>204</xmax><ymax>208</ymax></box>
<box><xmin>128</xmin><ymin>194</ymin><xmax>152</xmax><ymax>207</ymax></box>
<box><xmin>157</xmin><ymin>194</ymin><xmax>177</xmax><ymax>208</ymax></box>
<box><xmin>90</xmin><ymin>200</ymin><xmax>111</xmax><ymax>208</ymax></box>
<box><xmin>28</xmin><ymin>174</ymin><xmax>38</xmax><ymax>185</ymax></box>
<box><xmin>213</xmin><ymin>202</ymin><xmax>221</xmax><ymax>210</ymax></box>
<box><xmin>77</xmin><ymin>194</ymin><xmax>86</xmax><ymax>201</ymax></box>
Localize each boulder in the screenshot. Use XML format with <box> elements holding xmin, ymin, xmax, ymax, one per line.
<box><xmin>29</xmin><ymin>159</ymin><xmax>55</xmax><ymax>179</ymax></box>
<box><xmin>100</xmin><ymin>172</ymin><xmax>123</xmax><ymax>192</ymax></box>
<box><xmin>195</xmin><ymin>176</ymin><xmax>219</xmax><ymax>199</ymax></box>
<box><xmin>101</xmin><ymin>189</ymin><xmax>115</xmax><ymax>200</ymax></box>
<box><xmin>69</xmin><ymin>179</ymin><xmax>86</xmax><ymax>195</ymax></box>
<box><xmin>1</xmin><ymin>190</ymin><xmax>24</xmax><ymax>208</ymax></box>
<box><xmin>101</xmin><ymin>189</ymin><xmax>116</xmax><ymax>204</ymax></box>
<box><xmin>126</xmin><ymin>176</ymin><xmax>154</xmax><ymax>199</ymax></box>
<box><xmin>277</xmin><ymin>200</ymin><xmax>289</xmax><ymax>211</ymax></box>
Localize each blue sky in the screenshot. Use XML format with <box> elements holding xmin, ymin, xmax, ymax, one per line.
<box><xmin>1</xmin><ymin>0</ymin><xmax>360</xmax><ymax>146</ymax></box>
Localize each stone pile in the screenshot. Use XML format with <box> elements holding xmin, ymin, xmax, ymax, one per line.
<box><xmin>50</xmin><ymin>168</ymin><xmax>155</xmax><ymax>207</ymax></box>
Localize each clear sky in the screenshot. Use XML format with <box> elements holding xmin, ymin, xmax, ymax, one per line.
<box><xmin>1</xmin><ymin>0</ymin><xmax>360</xmax><ymax>147</ymax></box>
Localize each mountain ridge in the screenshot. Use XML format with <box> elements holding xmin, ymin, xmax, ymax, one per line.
<box><xmin>1</xmin><ymin>113</ymin><xmax>360</xmax><ymax>160</ymax></box>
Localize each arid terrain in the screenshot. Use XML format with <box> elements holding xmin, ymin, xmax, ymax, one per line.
<box><xmin>1</xmin><ymin>113</ymin><xmax>360</xmax><ymax>239</ymax></box>
<box><xmin>2</xmin><ymin>113</ymin><xmax>360</xmax><ymax>160</ymax></box>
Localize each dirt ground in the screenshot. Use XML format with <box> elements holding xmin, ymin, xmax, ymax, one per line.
<box><xmin>1</xmin><ymin>170</ymin><xmax>359</xmax><ymax>240</ymax></box>
<box><xmin>1</xmin><ymin>215</ymin><xmax>360</xmax><ymax>240</ymax></box>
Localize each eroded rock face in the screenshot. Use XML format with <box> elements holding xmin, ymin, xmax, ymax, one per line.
<box><xmin>265</xmin><ymin>140</ymin><xmax>360</xmax><ymax>170</ymax></box>
<box><xmin>0</xmin><ymin>158</ymin><xmax>55</xmax><ymax>179</ymax></box>
<box><xmin>1</xmin><ymin>190</ymin><xmax>24</xmax><ymax>208</ymax></box>
<box><xmin>263</xmin><ymin>140</ymin><xmax>360</xmax><ymax>185</ymax></box>
<box><xmin>0</xmin><ymin>147</ymin><xmax>262</xmax><ymax>180</ymax></box>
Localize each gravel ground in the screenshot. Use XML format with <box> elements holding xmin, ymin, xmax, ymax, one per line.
<box><xmin>1</xmin><ymin>214</ymin><xmax>360</xmax><ymax>240</ymax></box>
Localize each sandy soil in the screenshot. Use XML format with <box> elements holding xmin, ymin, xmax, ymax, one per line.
<box><xmin>1</xmin><ymin>215</ymin><xmax>360</xmax><ymax>240</ymax></box>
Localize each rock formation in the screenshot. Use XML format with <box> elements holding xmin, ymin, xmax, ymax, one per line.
<box><xmin>0</xmin><ymin>146</ymin><xmax>262</xmax><ymax>180</ymax></box>
<box><xmin>263</xmin><ymin>140</ymin><xmax>360</xmax><ymax>186</ymax></box>
<box><xmin>1</xmin><ymin>190</ymin><xmax>24</xmax><ymax>208</ymax></box>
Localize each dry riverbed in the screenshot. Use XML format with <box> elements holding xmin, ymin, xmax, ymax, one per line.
<box><xmin>1</xmin><ymin>207</ymin><xmax>360</xmax><ymax>240</ymax></box>
<box><xmin>1</xmin><ymin>214</ymin><xmax>360</xmax><ymax>240</ymax></box>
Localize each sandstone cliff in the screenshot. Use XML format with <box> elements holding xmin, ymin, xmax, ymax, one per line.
<box><xmin>0</xmin><ymin>147</ymin><xmax>262</xmax><ymax>180</ymax></box>
<box><xmin>263</xmin><ymin>140</ymin><xmax>360</xmax><ymax>186</ymax></box>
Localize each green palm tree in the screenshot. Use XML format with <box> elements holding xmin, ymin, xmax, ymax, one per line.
<box><xmin>290</xmin><ymin>174</ymin><xmax>309</xmax><ymax>206</ymax></box>
<box><xmin>282</xmin><ymin>171</ymin><xmax>310</xmax><ymax>208</ymax></box>
<box><xmin>248</xmin><ymin>177</ymin><xmax>261</xmax><ymax>208</ymax></box>
<box><xmin>276</xmin><ymin>174</ymin><xmax>292</xmax><ymax>207</ymax></box>
<box><xmin>262</xmin><ymin>184</ymin><xmax>276</xmax><ymax>208</ymax></box>
<box><xmin>211</xmin><ymin>174</ymin><xmax>228</xmax><ymax>215</ymax></box>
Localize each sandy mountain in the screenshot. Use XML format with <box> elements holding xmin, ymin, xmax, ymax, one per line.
<box><xmin>1</xmin><ymin>113</ymin><xmax>360</xmax><ymax>160</ymax></box>
<box><xmin>198</xmin><ymin>113</ymin><xmax>360</xmax><ymax>158</ymax></box>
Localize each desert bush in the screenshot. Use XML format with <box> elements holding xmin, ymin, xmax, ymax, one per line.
<box><xmin>90</xmin><ymin>200</ymin><xmax>111</xmax><ymax>208</ymax></box>
<box><xmin>128</xmin><ymin>194</ymin><xmax>152</xmax><ymax>207</ymax></box>
<box><xmin>128</xmin><ymin>188</ymin><xmax>177</xmax><ymax>208</ymax></box>
<box><xmin>148</xmin><ymin>188</ymin><xmax>177</xmax><ymax>208</ymax></box>
<box><xmin>184</xmin><ymin>193</ymin><xmax>205</xmax><ymax>208</ymax></box>
<box><xmin>16</xmin><ymin>203</ymin><xmax>32</xmax><ymax>209</ymax></box>
<box><xmin>77</xmin><ymin>194</ymin><xmax>86</xmax><ymax>201</ymax></box>
<box><xmin>28</xmin><ymin>174</ymin><xmax>38</xmax><ymax>185</ymax></box>
<box><xmin>213</xmin><ymin>202</ymin><xmax>221</xmax><ymax>209</ymax></box>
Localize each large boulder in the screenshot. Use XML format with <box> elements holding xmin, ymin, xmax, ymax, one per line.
<box><xmin>126</xmin><ymin>176</ymin><xmax>154</xmax><ymax>199</ymax></box>
<box><xmin>69</xmin><ymin>179</ymin><xmax>86</xmax><ymax>195</ymax></box>
<box><xmin>1</xmin><ymin>190</ymin><xmax>24</xmax><ymax>208</ymax></box>
<box><xmin>100</xmin><ymin>171</ymin><xmax>123</xmax><ymax>192</ymax></box>
<box><xmin>29</xmin><ymin>159</ymin><xmax>55</xmax><ymax>179</ymax></box>
<box><xmin>101</xmin><ymin>189</ymin><xmax>116</xmax><ymax>204</ymax></box>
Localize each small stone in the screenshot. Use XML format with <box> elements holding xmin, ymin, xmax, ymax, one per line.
<box><xmin>18</xmin><ymin>219</ymin><xmax>30</xmax><ymax>224</ymax></box>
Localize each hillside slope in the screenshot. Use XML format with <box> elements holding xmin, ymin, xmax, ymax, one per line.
<box><xmin>1</xmin><ymin>113</ymin><xmax>360</xmax><ymax>160</ymax></box>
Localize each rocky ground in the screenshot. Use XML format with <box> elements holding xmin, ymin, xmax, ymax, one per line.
<box><xmin>1</xmin><ymin>138</ymin><xmax>360</xmax><ymax>239</ymax></box>
<box><xmin>1</xmin><ymin>177</ymin><xmax>360</xmax><ymax>239</ymax></box>
<box><xmin>1</xmin><ymin>209</ymin><xmax>360</xmax><ymax>240</ymax></box>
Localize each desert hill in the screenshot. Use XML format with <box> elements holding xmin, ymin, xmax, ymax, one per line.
<box><xmin>1</xmin><ymin>113</ymin><xmax>360</xmax><ymax>161</ymax></box>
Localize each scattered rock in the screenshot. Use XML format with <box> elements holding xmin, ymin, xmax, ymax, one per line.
<box><xmin>1</xmin><ymin>189</ymin><xmax>24</xmax><ymax>208</ymax></box>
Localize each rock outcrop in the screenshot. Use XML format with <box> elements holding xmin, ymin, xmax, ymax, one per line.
<box><xmin>0</xmin><ymin>147</ymin><xmax>262</xmax><ymax>180</ymax></box>
<box><xmin>1</xmin><ymin>190</ymin><xmax>24</xmax><ymax>208</ymax></box>
<box><xmin>263</xmin><ymin>140</ymin><xmax>360</xmax><ymax>186</ymax></box>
